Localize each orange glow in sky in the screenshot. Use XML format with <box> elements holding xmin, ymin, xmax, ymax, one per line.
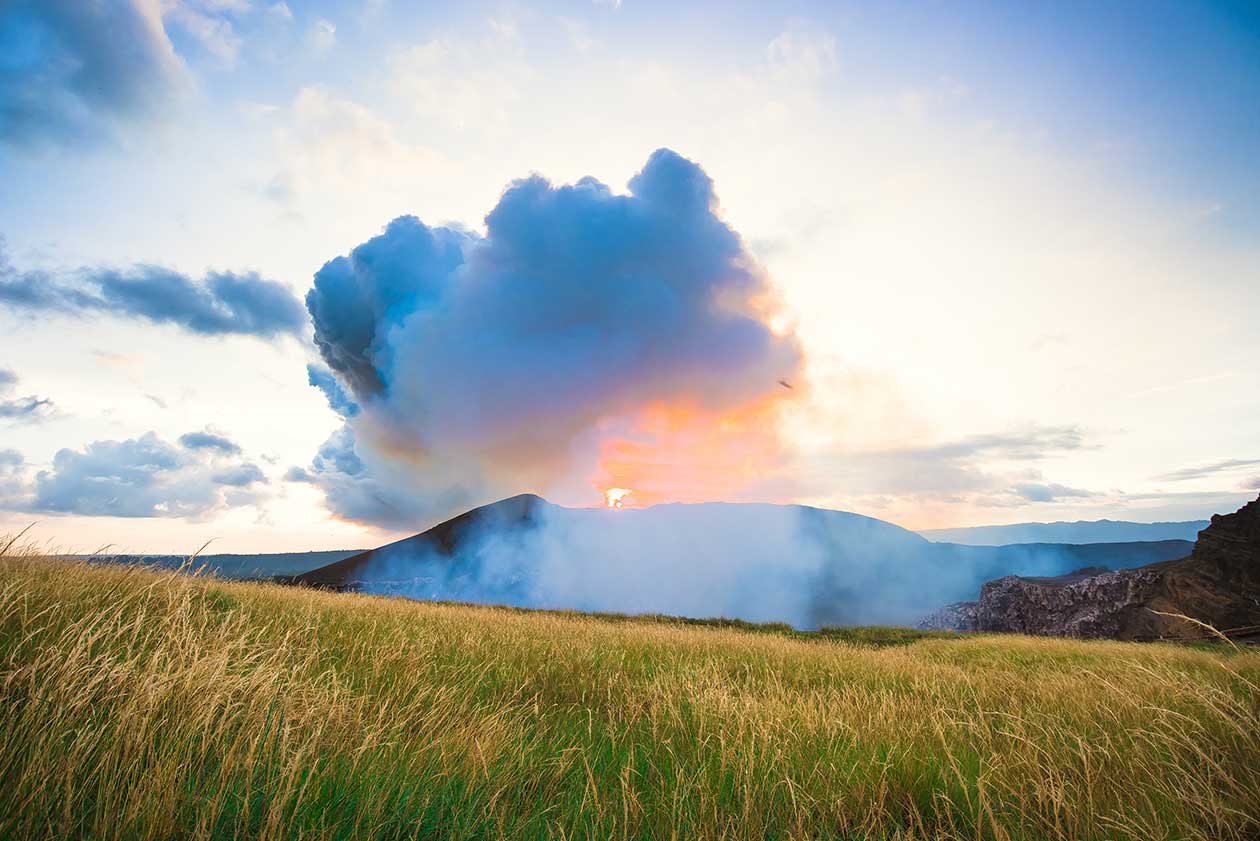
<box><xmin>589</xmin><ymin>389</ymin><xmax>800</xmax><ymax>508</ymax></box>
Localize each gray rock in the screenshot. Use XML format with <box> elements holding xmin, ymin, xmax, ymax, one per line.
<box><xmin>917</xmin><ymin>601</ymin><xmax>978</xmax><ymax>632</ymax></box>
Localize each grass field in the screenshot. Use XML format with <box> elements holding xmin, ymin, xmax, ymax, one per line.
<box><xmin>2</xmin><ymin>548</ymin><xmax>1258</xmax><ymax>840</ymax></box>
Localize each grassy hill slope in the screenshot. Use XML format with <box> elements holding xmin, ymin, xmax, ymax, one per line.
<box><xmin>2</xmin><ymin>552</ymin><xmax>1258</xmax><ymax>840</ymax></box>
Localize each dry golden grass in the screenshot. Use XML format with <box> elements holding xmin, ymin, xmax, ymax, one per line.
<box><xmin>1</xmin><ymin>544</ymin><xmax>1257</xmax><ymax>840</ymax></box>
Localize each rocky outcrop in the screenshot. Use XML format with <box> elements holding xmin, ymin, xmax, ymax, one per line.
<box><xmin>919</xmin><ymin>495</ymin><xmax>1260</xmax><ymax>640</ymax></box>
<box><xmin>916</xmin><ymin>601</ymin><xmax>978</xmax><ymax>632</ymax></box>
<box><xmin>971</xmin><ymin>566</ymin><xmax>1168</xmax><ymax>638</ymax></box>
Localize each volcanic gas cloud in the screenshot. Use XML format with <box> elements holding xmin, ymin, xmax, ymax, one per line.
<box><xmin>297</xmin><ymin>149</ymin><xmax>804</xmax><ymax>528</ymax></box>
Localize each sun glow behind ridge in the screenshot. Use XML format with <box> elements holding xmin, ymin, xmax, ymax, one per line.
<box><xmin>604</xmin><ymin>487</ymin><xmax>632</xmax><ymax>509</ymax></box>
<box><xmin>587</xmin><ymin>390</ymin><xmax>801</xmax><ymax>510</ymax></box>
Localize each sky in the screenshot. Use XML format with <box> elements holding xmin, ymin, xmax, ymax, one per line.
<box><xmin>0</xmin><ymin>0</ymin><xmax>1257</xmax><ymax>554</ymax></box>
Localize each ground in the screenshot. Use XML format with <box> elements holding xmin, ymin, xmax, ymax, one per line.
<box><xmin>2</xmin><ymin>551</ymin><xmax>1258</xmax><ymax>840</ymax></box>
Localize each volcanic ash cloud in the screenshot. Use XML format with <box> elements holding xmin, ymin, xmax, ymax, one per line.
<box><xmin>299</xmin><ymin>148</ymin><xmax>804</xmax><ymax>527</ymax></box>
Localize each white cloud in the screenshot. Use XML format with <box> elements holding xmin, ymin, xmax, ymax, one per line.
<box><xmin>0</xmin><ymin>369</ymin><xmax>56</xmax><ymax>425</ymax></box>
<box><xmin>766</xmin><ymin>23</ymin><xmax>837</xmax><ymax>84</ymax></box>
<box><xmin>558</xmin><ymin>17</ymin><xmax>594</xmax><ymax>53</ymax></box>
<box><xmin>186</xmin><ymin>0</ymin><xmax>252</xmax><ymax>12</ymax></box>
<box><xmin>1154</xmin><ymin>458</ymin><xmax>1260</xmax><ymax>482</ymax></box>
<box><xmin>306</xmin><ymin>17</ymin><xmax>336</xmax><ymax>52</ymax></box>
<box><xmin>265</xmin><ymin>86</ymin><xmax>444</xmax><ymax>201</ymax></box>
<box><xmin>385</xmin><ymin>17</ymin><xmax>535</xmax><ymax>139</ymax></box>
<box><xmin>163</xmin><ymin>0</ymin><xmax>245</xmax><ymax>66</ymax></box>
<box><xmin>0</xmin><ymin>431</ymin><xmax>269</xmax><ymax>520</ymax></box>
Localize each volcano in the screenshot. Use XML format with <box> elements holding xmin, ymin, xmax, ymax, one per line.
<box><xmin>281</xmin><ymin>495</ymin><xmax>1190</xmax><ymax>628</ymax></box>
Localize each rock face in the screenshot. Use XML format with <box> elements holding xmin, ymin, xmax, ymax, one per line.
<box><xmin>921</xmin><ymin>495</ymin><xmax>1260</xmax><ymax>640</ymax></box>
<box><xmin>916</xmin><ymin>601</ymin><xmax>978</xmax><ymax>632</ymax></box>
<box><xmin>971</xmin><ymin>566</ymin><xmax>1168</xmax><ymax>638</ymax></box>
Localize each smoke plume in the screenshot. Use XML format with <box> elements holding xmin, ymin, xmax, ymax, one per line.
<box><xmin>300</xmin><ymin>148</ymin><xmax>803</xmax><ymax>525</ymax></box>
<box><xmin>327</xmin><ymin>497</ymin><xmax>1185</xmax><ymax>628</ymax></box>
<box><xmin>284</xmin><ymin>148</ymin><xmax>1192</xmax><ymax>627</ymax></box>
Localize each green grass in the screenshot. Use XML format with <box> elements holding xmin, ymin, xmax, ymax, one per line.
<box><xmin>416</xmin><ymin>602</ymin><xmax>954</xmax><ymax>647</ymax></box>
<box><xmin>1</xmin><ymin>549</ymin><xmax>1258</xmax><ymax>840</ymax></box>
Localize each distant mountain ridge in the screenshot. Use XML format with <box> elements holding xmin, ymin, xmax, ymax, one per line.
<box><xmin>919</xmin><ymin>519</ymin><xmax>1208</xmax><ymax>546</ymax></box>
<box><xmin>85</xmin><ymin>549</ymin><xmax>365</xmax><ymax>579</ymax></box>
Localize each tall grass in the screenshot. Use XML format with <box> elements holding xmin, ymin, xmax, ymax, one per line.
<box><xmin>1</xmin><ymin>545</ymin><xmax>1257</xmax><ymax>840</ymax></box>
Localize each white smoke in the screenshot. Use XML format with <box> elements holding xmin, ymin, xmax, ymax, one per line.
<box><xmin>330</xmin><ymin>498</ymin><xmax>1177</xmax><ymax>627</ymax></box>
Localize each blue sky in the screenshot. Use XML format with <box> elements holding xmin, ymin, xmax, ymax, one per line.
<box><xmin>0</xmin><ymin>0</ymin><xmax>1257</xmax><ymax>552</ymax></box>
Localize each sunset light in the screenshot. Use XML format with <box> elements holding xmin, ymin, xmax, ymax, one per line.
<box><xmin>3</xmin><ymin>3</ymin><xmax>1259</xmax><ymax>836</ymax></box>
<box><xmin>604</xmin><ymin>488</ymin><xmax>632</xmax><ymax>509</ymax></box>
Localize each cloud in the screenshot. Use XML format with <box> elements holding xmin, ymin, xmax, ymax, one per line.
<box><xmin>0</xmin><ymin>449</ymin><xmax>25</xmax><ymax>501</ymax></box>
<box><xmin>306</xmin><ymin>363</ymin><xmax>359</xmax><ymax>417</ymax></box>
<box><xmin>1074</xmin><ymin>489</ymin><xmax>1258</xmax><ymax>524</ymax></box>
<box><xmin>0</xmin><ymin>246</ymin><xmax>306</xmax><ymax>339</ymax></box>
<box><xmin>1154</xmin><ymin>458</ymin><xmax>1260</xmax><ymax>482</ymax></box>
<box><xmin>796</xmin><ymin>425</ymin><xmax>1093</xmax><ymax>507</ymax></box>
<box><xmin>211</xmin><ymin>462</ymin><xmax>266</xmax><ymax>487</ymax></box>
<box><xmin>284</xmin><ymin>425</ymin><xmax>441</xmax><ymax>529</ymax></box>
<box><xmin>300</xmin><ymin>149</ymin><xmax>804</xmax><ymax>526</ymax></box>
<box><xmin>0</xmin><ymin>0</ymin><xmax>187</xmax><ymax>147</ymax></box>
<box><xmin>0</xmin><ymin>431</ymin><xmax>268</xmax><ymax>519</ymax></box>
<box><xmin>387</xmin><ymin>30</ymin><xmax>529</xmax><ymax>136</ymax></box>
<box><xmin>1008</xmin><ymin>481</ymin><xmax>1096</xmax><ymax>503</ymax></box>
<box><xmin>1239</xmin><ymin>476</ymin><xmax>1260</xmax><ymax>491</ymax></box>
<box><xmin>558</xmin><ymin>17</ymin><xmax>594</xmax><ymax>53</ymax></box>
<box><xmin>306</xmin><ymin>18</ymin><xmax>336</xmax><ymax>52</ymax></box>
<box><xmin>0</xmin><ymin>367</ymin><xmax>55</xmax><ymax>424</ymax></box>
<box><xmin>766</xmin><ymin>23</ymin><xmax>837</xmax><ymax>85</ymax></box>
<box><xmin>164</xmin><ymin>0</ymin><xmax>245</xmax><ymax>66</ymax></box>
<box><xmin>0</xmin><ymin>395</ymin><xmax>53</xmax><ymax>422</ymax></box>
<box><xmin>912</xmin><ymin>427</ymin><xmax>1087</xmax><ymax>462</ymax></box>
<box><xmin>305</xmin><ymin>216</ymin><xmax>471</xmax><ymax>395</ymax></box>
<box><xmin>178</xmin><ymin>429</ymin><xmax>242</xmax><ymax>455</ymax></box>
<box><xmin>1029</xmin><ymin>332</ymin><xmax>1068</xmax><ymax>352</ymax></box>
<box><xmin>265</xmin><ymin>86</ymin><xmax>443</xmax><ymax>201</ymax></box>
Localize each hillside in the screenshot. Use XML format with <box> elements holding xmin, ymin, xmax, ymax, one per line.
<box><xmin>2</xmin><ymin>549</ymin><xmax>1258</xmax><ymax>840</ymax></box>
<box><xmin>921</xmin><ymin>494</ymin><xmax>1260</xmax><ymax>640</ymax></box>
<box><xmin>283</xmin><ymin>495</ymin><xmax>1190</xmax><ymax>627</ymax></box>
<box><xmin>85</xmin><ymin>549</ymin><xmax>365</xmax><ymax>579</ymax></box>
